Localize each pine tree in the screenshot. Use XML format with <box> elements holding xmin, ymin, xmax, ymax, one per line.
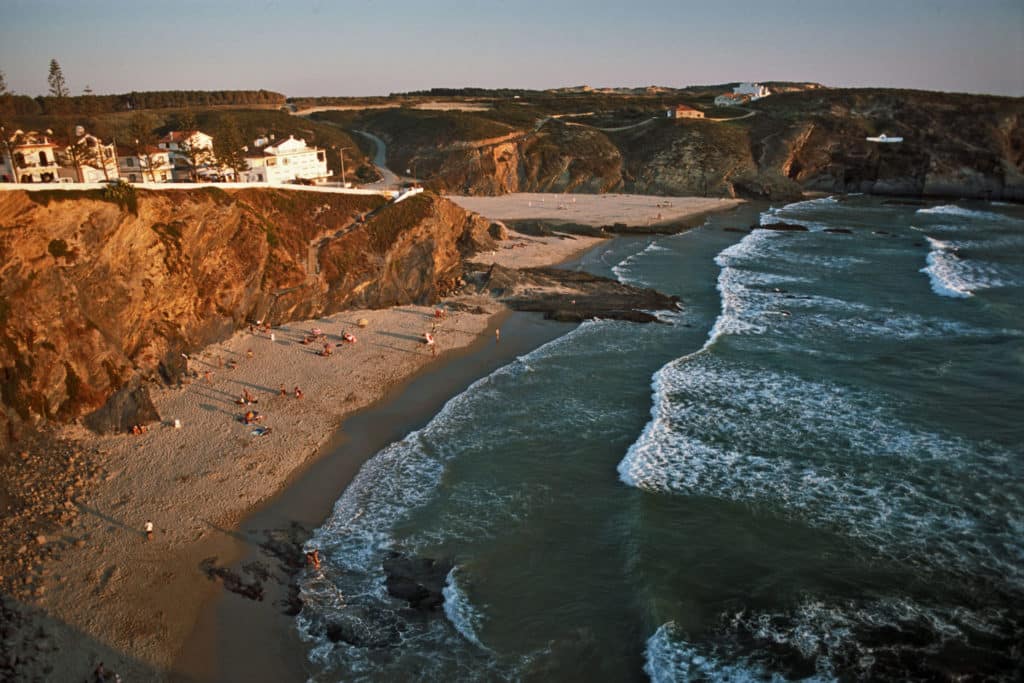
<box><xmin>47</xmin><ymin>59</ymin><xmax>68</xmax><ymax>98</ymax></box>
<box><xmin>212</xmin><ymin>115</ymin><xmax>249</xmax><ymax>181</ymax></box>
<box><xmin>175</xmin><ymin>107</ymin><xmax>211</xmax><ymax>181</ymax></box>
<box><xmin>126</xmin><ymin>112</ymin><xmax>159</xmax><ymax>181</ymax></box>
<box><xmin>0</xmin><ymin>70</ymin><xmax>8</xmax><ymax>96</ymax></box>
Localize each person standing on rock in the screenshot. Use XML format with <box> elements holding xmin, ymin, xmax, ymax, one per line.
<box><xmin>144</xmin><ymin>520</ymin><xmax>154</xmax><ymax>542</ymax></box>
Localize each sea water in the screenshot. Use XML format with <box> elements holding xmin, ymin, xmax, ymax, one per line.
<box><xmin>297</xmin><ymin>197</ymin><xmax>1024</xmax><ymax>681</ymax></box>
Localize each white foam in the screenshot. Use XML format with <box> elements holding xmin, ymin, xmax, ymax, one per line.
<box><xmin>618</xmin><ymin>354</ymin><xmax>1024</xmax><ymax>589</ymax></box>
<box><xmin>921</xmin><ymin>235</ymin><xmax>1023</xmax><ymax>298</ymax></box>
<box><xmin>916</xmin><ymin>204</ymin><xmax>1021</xmax><ymax>222</ymax></box>
<box><xmin>644</xmin><ymin>622</ymin><xmax>794</xmax><ymax>683</ymax></box>
<box><xmin>643</xmin><ymin>596</ymin><xmax>1020</xmax><ymax>682</ymax></box>
<box><xmin>612</xmin><ymin>238</ymin><xmax>667</xmax><ymax>286</ymax></box>
<box><xmin>443</xmin><ymin>566</ymin><xmax>489</xmax><ymax>649</ymax></box>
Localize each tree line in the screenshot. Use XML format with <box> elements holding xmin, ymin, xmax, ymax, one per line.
<box><xmin>0</xmin><ymin>60</ymin><xmax>284</xmax><ymax>118</ymax></box>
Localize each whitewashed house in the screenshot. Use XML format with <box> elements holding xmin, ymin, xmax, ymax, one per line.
<box><xmin>118</xmin><ymin>146</ymin><xmax>174</xmax><ymax>182</ymax></box>
<box><xmin>241</xmin><ymin>135</ymin><xmax>328</xmax><ymax>184</ymax></box>
<box><xmin>60</xmin><ymin>128</ymin><xmax>119</xmax><ymax>183</ymax></box>
<box><xmin>733</xmin><ymin>82</ymin><xmax>771</xmax><ymax>100</ymax></box>
<box><xmin>2</xmin><ymin>130</ymin><xmax>62</xmax><ymax>183</ymax></box>
<box><xmin>159</xmin><ymin>130</ymin><xmax>217</xmax><ymax>180</ymax></box>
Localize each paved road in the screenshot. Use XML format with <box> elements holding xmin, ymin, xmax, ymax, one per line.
<box><xmin>354</xmin><ymin>130</ymin><xmax>405</xmax><ymax>190</ymax></box>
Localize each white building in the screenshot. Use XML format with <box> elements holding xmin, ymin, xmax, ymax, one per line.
<box><xmin>159</xmin><ymin>130</ymin><xmax>217</xmax><ymax>180</ymax></box>
<box><xmin>2</xmin><ymin>130</ymin><xmax>62</xmax><ymax>183</ymax></box>
<box><xmin>60</xmin><ymin>128</ymin><xmax>119</xmax><ymax>183</ymax></box>
<box><xmin>118</xmin><ymin>146</ymin><xmax>174</xmax><ymax>183</ymax></box>
<box><xmin>733</xmin><ymin>82</ymin><xmax>771</xmax><ymax>100</ymax></box>
<box><xmin>241</xmin><ymin>135</ymin><xmax>328</xmax><ymax>184</ymax></box>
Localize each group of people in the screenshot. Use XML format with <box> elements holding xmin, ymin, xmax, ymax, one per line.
<box><xmin>129</xmin><ymin>423</ymin><xmax>149</xmax><ymax>435</ymax></box>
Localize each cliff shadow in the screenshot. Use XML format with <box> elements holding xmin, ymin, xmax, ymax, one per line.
<box><xmin>0</xmin><ymin>593</ymin><xmax>177</xmax><ymax>682</ymax></box>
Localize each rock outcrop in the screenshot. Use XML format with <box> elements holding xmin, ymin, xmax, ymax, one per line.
<box><xmin>358</xmin><ymin>89</ymin><xmax>1024</xmax><ymax>201</ymax></box>
<box><xmin>474</xmin><ymin>264</ymin><xmax>680</xmax><ymax>323</ymax></box>
<box><xmin>0</xmin><ymin>188</ymin><xmax>492</xmax><ymax>446</ymax></box>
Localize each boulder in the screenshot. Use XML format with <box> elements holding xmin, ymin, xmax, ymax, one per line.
<box><xmin>382</xmin><ymin>552</ymin><xmax>453</xmax><ymax>612</ymax></box>
<box><xmin>83</xmin><ymin>377</ymin><xmax>160</xmax><ymax>435</ymax></box>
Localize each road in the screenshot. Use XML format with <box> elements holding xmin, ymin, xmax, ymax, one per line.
<box><xmin>353</xmin><ymin>130</ymin><xmax>405</xmax><ymax>190</ymax></box>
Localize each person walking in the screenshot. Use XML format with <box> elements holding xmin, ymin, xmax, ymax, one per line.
<box><xmin>144</xmin><ymin>520</ymin><xmax>154</xmax><ymax>542</ymax></box>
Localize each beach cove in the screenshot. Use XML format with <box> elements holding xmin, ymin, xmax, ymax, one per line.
<box><xmin>1</xmin><ymin>195</ymin><xmax>745</xmax><ymax>681</ymax></box>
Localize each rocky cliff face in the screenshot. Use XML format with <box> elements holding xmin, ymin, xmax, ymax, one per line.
<box><xmin>375</xmin><ymin>90</ymin><xmax>1024</xmax><ymax>201</ymax></box>
<box><xmin>0</xmin><ymin>188</ymin><xmax>492</xmax><ymax>444</ymax></box>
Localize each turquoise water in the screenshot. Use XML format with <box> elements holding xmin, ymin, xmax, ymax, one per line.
<box><xmin>298</xmin><ymin>198</ymin><xmax>1024</xmax><ymax>681</ymax></box>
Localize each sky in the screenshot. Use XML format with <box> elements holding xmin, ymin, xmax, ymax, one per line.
<box><xmin>1</xmin><ymin>0</ymin><xmax>1022</xmax><ymax>97</ymax></box>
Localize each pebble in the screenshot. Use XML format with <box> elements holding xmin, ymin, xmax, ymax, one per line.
<box><xmin>34</xmin><ymin>535</ymin><xmax>46</xmax><ymax>546</ymax></box>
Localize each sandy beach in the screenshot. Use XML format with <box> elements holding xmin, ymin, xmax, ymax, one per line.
<box><xmin>0</xmin><ymin>226</ymin><xmax>611</xmax><ymax>682</ymax></box>
<box><xmin>449</xmin><ymin>193</ymin><xmax>744</xmax><ymax>228</ymax></box>
<box><xmin>0</xmin><ymin>194</ymin><xmax>741</xmax><ymax>682</ymax></box>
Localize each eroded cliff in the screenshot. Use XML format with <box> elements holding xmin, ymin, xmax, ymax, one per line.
<box><xmin>0</xmin><ymin>188</ymin><xmax>494</xmax><ymax>444</ymax></box>
<box><xmin>359</xmin><ymin>90</ymin><xmax>1024</xmax><ymax>201</ymax></box>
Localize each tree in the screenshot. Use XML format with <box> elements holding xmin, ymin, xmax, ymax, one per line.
<box><xmin>47</xmin><ymin>60</ymin><xmax>68</xmax><ymax>98</ymax></box>
<box><xmin>212</xmin><ymin>115</ymin><xmax>248</xmax><ymax>181</ymax></box>
<box><xmin>175</xmin><ymin>107</ymin><xmax>211</xmax><ymax>181</ymax></box>
<box><xmin>125</xmin><ymin>112</ymin><xmax>159</xmax><ymax>181</ymax></box>
<box><xmin>0</xmin><ymin>70</ymin><xmax>8</xmax><ymax>96</ymax></box>
<box><xmin>60</xmin><ymin>121</ymin><xmax>101</xmax><ymax>182</ymax></box>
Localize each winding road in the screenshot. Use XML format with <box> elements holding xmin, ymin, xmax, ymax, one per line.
<box><xmin>353</xmin><ymin>130</ymin><xmax>404</xmax><ymax>189</ymax></box>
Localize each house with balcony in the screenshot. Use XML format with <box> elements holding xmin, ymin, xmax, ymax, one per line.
<box><xmin>60</xmin><ymin>128</ymin><xmax>119</xmax><ymax>183</ymax></box>
<box><xmin>241</xmin><ymin>134</ymin><xmax>328</xmax><ymax>184</ymax></box>
<box><xmin>1</xmin><ymin>130</ymin><xmax>63</xmax><ymax>183</ymax></box>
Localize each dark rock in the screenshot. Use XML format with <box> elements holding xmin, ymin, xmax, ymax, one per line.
<box><xmin>476</xmin><ymin>264</ymin><xmax>679</xmax><ymax>323</ymax></box>
<box><xmin>382</xmin><ymin>552</ymin><xmax>453</xmax><ymax>612</ymax></box>
<box><xmin>882</xmin><ymin>199</ymin><xmax>927</xmax><ymax>206</ymax></box>
<box><xmin>824</xmin><ymin>228</ymin><xmax>853</xmax><ymax>234</ymax></box>
<box><xmin>752</xmin><ymin>222</ymin><xmax>809</xmax><ymax>232</ymax></box>
<box><xmin>324</xmin><ymin>607</ymin><xmax>402</xmax><ymax>648</ymax></box>
<box><xmin>723</xmin><ymin>227</ymin><xmax>750</xmax><ymax>233</ymax></box>
<box><xmin>488</xmin><ymin>221</ymin><xmax>509</xmax><ymax>240</ymax></box>
<box><xmin>83</xmin><ymin>377</ymin><xmax>160</xmax><ymax>435</ymax></box>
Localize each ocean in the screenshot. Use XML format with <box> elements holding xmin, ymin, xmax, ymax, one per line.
<box><xmin>297</xmin><ymin>197</ymin><xmax>1024</xmax><ymax>681</ymax></box>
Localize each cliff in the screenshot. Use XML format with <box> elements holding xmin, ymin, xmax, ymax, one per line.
<box><xmin>0</xmin><ymin>187</ymin><xmax>494</xmax><ymax>444</ymax></box>
<box><xmin>355</xmin><ymin>90</ymin><xmax>1024</xmax><ymax>201</ymax></box>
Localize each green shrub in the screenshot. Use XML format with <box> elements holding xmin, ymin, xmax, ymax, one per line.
<box><xmin>102</xmin><ymin>180</ymin><xmax>138</xmax><ymax>215</ymax></box>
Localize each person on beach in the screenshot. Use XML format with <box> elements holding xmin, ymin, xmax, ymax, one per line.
<box><xmin>495</xmin><ymin>327</ymin><xmax>501</xmax><ymax>343</ymax></box>
<box><xmin>144</xmin><ymin>520</ymin><xmax>154</xmax><ymax>542</ymax></box>
<box><xmin>280</xmin><ymin>384</ymin><xmax>287</xmax><ymax>396</ymax></box>
<box><xmin>294</xmin><ymin>386</ymin><xmax>304</xmax><ymax>399</ymax></box>
<box><xmin>242</xmin><ymin>388</ymin><xmax>256</xmax><ymax>404</ymax></box>
<box><xmin>306</xmin><ymin>549</ymin><xmax>321</xmax><ymax>570</ymax></box>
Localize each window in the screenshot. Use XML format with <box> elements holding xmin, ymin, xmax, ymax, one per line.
<box><xmin>130</xmin><ymin>174</ymin><xmax>138</xmax><ymax>181</ymax></box>
<box><xmin>126</xmin><ymin>158</ymin><xmax>135</xmax><ymax>167</ymax></box>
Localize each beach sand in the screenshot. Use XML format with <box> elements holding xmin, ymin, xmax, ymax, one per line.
<box><xmin>2</xmin><ymin>194</ymin><xmax>739</xmax><ymax>681</ymax></box>
<box><xmin>449</xmin><ymin>193</ymin><xmax>744</xmax><ymax>228</ymax></box>
<box><xmin>2</xmin><ymin>226</ymin><xmax>606</xmax><ymax>682</ymax></box>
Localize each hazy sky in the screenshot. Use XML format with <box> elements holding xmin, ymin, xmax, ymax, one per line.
<box><xmin>1</xmin><ymin>0</ymin><xmax>1022</xmax><ymax>97</ymax></box>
